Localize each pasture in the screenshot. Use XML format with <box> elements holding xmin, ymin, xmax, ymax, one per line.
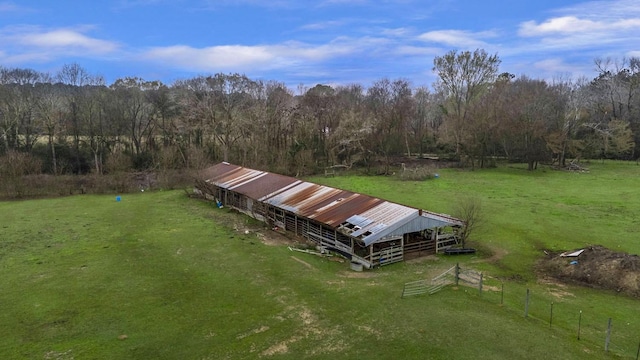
<box><xmin>1</xmin><ymin>161</ymin><xmax>639</xmax><ymax>359</ymax></box>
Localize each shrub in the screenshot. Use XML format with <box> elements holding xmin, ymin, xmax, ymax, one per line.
<box><xmin>396</xmin><ymin>165</ymin><xmax>435</xmax><ymax>181</ymax></box>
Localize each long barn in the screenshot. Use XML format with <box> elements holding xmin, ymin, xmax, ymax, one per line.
<box><xmin>196</xmin><ymin>162</ymin><xmax>465</xmax><ymax>268</ymax></box>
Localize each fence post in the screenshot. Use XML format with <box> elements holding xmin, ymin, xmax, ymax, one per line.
<box><xmin>605</xmin><ymin>318</ymin><xmax>612</xmax><ymax>352</ymax></box>
<box><xmin>549</xmin><ymin>302</ymin><xmax>554</xmax><ymax>328</ymax></box>
<box><xmin>500</xmin><ymin>283</ymin><xmax>504</xmax><ymax>306</ymax></box>
<box><xmin>524</xmin><ymin>289</ymin><xmax>530</xmax><ymax>318</ymax></box>
<box><xmin>455</xmin><ymin>263</ymin><xmax>459</xmax><ymax>286</ymax></box>
<box><xmin>478</xmin><ymin>273</ymin><xmax>483</xmax><ymax>295</ymax></box>
<box><xmin>577</xmin><ymin>310</ymin><xmax>582</xmax><ymax>340</ymax></box>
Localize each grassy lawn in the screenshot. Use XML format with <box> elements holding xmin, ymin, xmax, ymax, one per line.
<box><xmin>1</xmin><ymin>161</ymin><xmax>639</xmax><ymax>359</ymax></box>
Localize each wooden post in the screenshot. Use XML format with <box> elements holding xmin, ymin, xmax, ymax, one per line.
<box><xmin>549</xmin><ymin>302</ymin><xmax>554</xmax><ymax>328</ymax></box>
<box><xmin>500</xmin><ymin>283</ymin><xmax>504</xmax><ymax>305</ymax></box>
<box><xmin>524</xmin><ymin>289</ymin><xmax>530</xmax><ymax>318</ymax></box>
<box><xmin>577</xmin><ymin>311</ymin><xmax>582</xmax><ymax>340</ymax></box>
<box><xmin>455</xmin><ymin>263</ymin><xmax>460</xmax><ymax>286</ymax></box>
<box><xmin>605</xmin><ymin>318</ymin><xmax>612</xmax><ymax>352</ymax></box>
<box><xmin>478</xmin><ymin>272</ymin><xmax>483</xmax><ymax>295</ymax></box>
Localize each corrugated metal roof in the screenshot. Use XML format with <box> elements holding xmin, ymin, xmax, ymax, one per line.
<box><xmin>201</xmin><ymin>162</ymin><xmax>462</xmax><ymax>245</ymax></box>
<box><xmin>202</xmin><ymin>162</ymin><xmax>299</xmax><ymax>201</ymax></box>
<box><xmin>347</xmin><ymin>202</ymin><xmax>417</xmax><ymax>244</ymax></box>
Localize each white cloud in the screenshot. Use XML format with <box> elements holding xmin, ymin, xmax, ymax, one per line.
<box><xmin>515</xmin><ymin>0</ymin><xmax>640</xmax><ymax>54</ymax></box>
<box><xmin>519</xmin><ymin>16</ymin><xmax>640</xmax><ymax>36</ymax></box>
<box><xmin>381</xmin><ymin>27</ymin><xmax>410</xmax><ymax>37</ymax></box>
<box><xmin>299</xmin><ymin>20</ymin><xmax>347</xmax><ymax>31</ymax></box>
<box><xmin>0</xmin><ymin>26</ymin><xmax>120</xmax><ymax>64</ymax></box>
<box><xmin>139</xmin><ymin>38</ymin><xmax>367</xmax><ymax>72</ymax></box>
<box><xmin>533</xmin><ymin>58</ymin><xmax>576</xmax><ymax>73</ymax></box>
<box><xmin>18</xmin><ymin>29</ymin><xmax>119</xmax><ymax>53</ymax></box>
<box><xmin>0</xmin><ymin>26</ymin><xmax>120</xmax><ymax>65</ymax></box>
<box><xmin>417</xmin><ymin>29</ymin><xmax>496</xmax><ymax>49</ymax></box>
<box><xmin>142</xmin><ymin>45</ymin><xmax>274</xmax><ymax>70</ymax></box>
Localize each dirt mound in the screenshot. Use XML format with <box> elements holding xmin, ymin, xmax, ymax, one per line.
<box><xmin>536</xmin><ymin>245</ymin><xmax>640</xmax><ymax>298</ymax></box>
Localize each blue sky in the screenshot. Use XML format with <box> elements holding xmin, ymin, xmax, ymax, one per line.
<box><xmin>1</xmin><ymin>0</ymin><xmax>639</xmax><ymax>88</ymax></box>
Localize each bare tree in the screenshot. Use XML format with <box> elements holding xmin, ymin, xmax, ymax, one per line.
<box><xmin>433</xmin><ymin>49</ymin><xmax>501</xmax><ymax>157</ymax></box>
<box><xmin>500</xmin><ymin>76</ymin><xmax>562</xmax><ymax>170</ymax></box>
<box><xmin>411</xmin><ymin>87</ymin><xmax>443</xmax><ymax>158</ymax></box>
<box><xmin>588</xmin><ymin>57</ymin><xmax>640</xmax><ymax>158</ymax></box>
<box><xmin>364</xmin><ymin>78</ymin><xmax>414</xmax><ymax>173</ymax></box>
<box><xmin>56</xmin><ymin>63</ymin><xmax>105</xmax><ymax>173</ymax></box>
<box><xmin>35</xmin><ymin>84</ymin><xmax>66</xmax><ymax>174</ymax></box>
<box><xmin>110</xmin><ymin>77</ymin><xmax>157</xmax><ymax>161</ymax></box>
<box><xmin>452</xmin><ymin>196</ymin><xmax>483</xmax><ymax>249</ymax></box>
<box><xmin>0</xmin><ymin>67</ymin><xmax>47</xmax><ymax>152</ymax></box>
<box><xmin>547</xmin><ymin>76</ymin><xmax>589</xmax><ymax>166</ymax></box>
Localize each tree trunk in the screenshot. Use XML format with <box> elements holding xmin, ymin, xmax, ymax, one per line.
<box><xmin>49</xmin><ymin>133</ymin><xmax>57</xmax><ymax>175</ymax></box>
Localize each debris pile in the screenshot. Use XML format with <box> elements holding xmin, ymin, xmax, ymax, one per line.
<box><xmin>537</xmin><ymin>245</ymin><xmax>640</xmax><ymax>298</ymax></box>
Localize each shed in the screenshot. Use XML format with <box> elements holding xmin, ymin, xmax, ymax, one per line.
<box><xmin>196</xmin><ymin>162</ymin><xmax>465</xmax><ymax>268</ymax></box>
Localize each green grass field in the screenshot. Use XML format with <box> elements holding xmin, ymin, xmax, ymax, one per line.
<box><xmin>1</xmin><ymin>161</ymin><xmax>639</xmax><ymax>359</ymax></box>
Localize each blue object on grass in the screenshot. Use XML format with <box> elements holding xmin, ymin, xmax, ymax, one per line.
<box><xmin>116</xmin><ymin>196</ymin><xmax>121</xmax><ymax>202</ymax></box>
<box><xmin>570</xmin><ymin>260</ymin><xmax>578</xmax><ymax>265</ymax></box>
<box><xmin>434</xmin><ymin>173</ymin><xmax>439</xmax><ymax>178</ymax></box>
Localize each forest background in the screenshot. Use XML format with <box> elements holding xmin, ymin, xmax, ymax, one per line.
<box><xmin>1</xmin><ymin>49</ymin><xmax>638</xmax><ymax>198</ymax></box>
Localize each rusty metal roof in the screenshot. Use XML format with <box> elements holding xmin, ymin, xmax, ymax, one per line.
<box><xmin>202</xmin><ymin>162</ymin><xmax>299</xmax><ymax>200</ymax></box>
<box><xmin>262</xmin><ymin>182</ymin><xmax>384</xmax><ymax>227</ymax></box>
<box><xmin>202</xmin><ymin>162</ymin><xmax>462</xmax><ymax>245</ymax></box>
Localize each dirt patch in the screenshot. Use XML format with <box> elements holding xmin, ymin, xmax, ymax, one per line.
<box><xmin>472</xmin><ymin>246</ymin><xmax>508</xmax><ymax>264</ymax></box>
<box><xmin>237</xmin><ymin>325</ymin><xmax>270</xmax><ymax>340</ymax></box>
<box><xmin>536</xmin><ymin>245</ymin><xmax>640</xmax><ymax>298</ymax></box>
<box><xmin>254</xmin><ymin>231</ymin><xmax>296</xmax><ymax>246</ymax></box>
<box><xmin>261</xmin><ymin>342</ymin><xmax>289</xmax><ymax>356</ymax></box>
<box><xmin>260</xmin><ymin>302</ymin><xmax>346</xmax><ymax>357</ymax></box>
<box><xmin>537</xmin><ymin>277</ymin><xmax>575</xmax><ymax>299</ymax></box>
<box><xmin>357</xmin><ymin>325</ymin><xmax>383</xmax><ymax>340</ymax></box>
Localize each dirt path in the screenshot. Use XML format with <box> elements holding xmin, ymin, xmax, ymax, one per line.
<box><xmin>472</xmin><ymin>246</ymin><xmax>508</xmax><ymax>264</ymax></box>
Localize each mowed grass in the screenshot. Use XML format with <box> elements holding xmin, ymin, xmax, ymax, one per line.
<box><xmin>311</xmin><ymin>161</ymin><xmax>640</xmax><ymax>278</ymax></box>
<box><xmin>0</xmin><ymin>161</ymin><xmax>638</xmax><ymax>359</ymax></box>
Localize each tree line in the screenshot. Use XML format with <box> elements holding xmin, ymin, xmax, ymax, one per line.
<box><xmin>1</xmin><ymin>49</ymin><xmax>638</xmax><ymax>179</ymax></box>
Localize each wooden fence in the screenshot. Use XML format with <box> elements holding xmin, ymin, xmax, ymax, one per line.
<box><xmin>402</xmin><ymin>263</ymin><xmax>483</xmax><ymax>298</ymax></box>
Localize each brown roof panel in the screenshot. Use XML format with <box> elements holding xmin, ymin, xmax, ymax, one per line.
<box><xmin>200</xmin><ymin>162</ymin><xmax>243</xmax><ymax>182</ymax></box>
<box><xmin>202</xmin><ymin>162</ymin><xmax>298</xmax><ymax>200</ymax></box>
<box><xmin>264</xmin><ymin>182</ymin><xmax>386</xmax><ymax>227</ymax></box>
<box><xmin>231</xmin><ymin>172</ymin><xmax>299</xmax><ymax>200</ymax></box>
<box><xmin>201</xmin><ymin>162</ymin><xmax>463</xmax><ymax>243</ymax></box>
<box><xmin>310</xmin><ymin>193</ymin><xmax>384</xmax><ymax>226</ymax></box>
